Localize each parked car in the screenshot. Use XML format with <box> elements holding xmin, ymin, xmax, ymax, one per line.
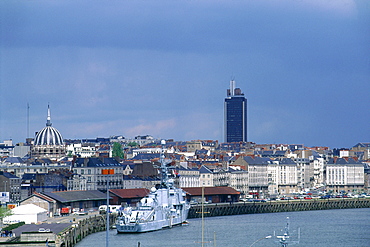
<box><xmin>73</xmin><ymin>211</ymin><xmax>88</xmax><ymax>216</ymax></box>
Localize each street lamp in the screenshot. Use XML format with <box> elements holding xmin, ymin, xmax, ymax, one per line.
<box><xmin>249</xmin><ymin>235</ymin><xmax>272</xmax><ymax>247</ymax></box>
<box><xmin>102</xmin><ymin>168</ymin><xmax>114</xmax><ymax>247</ymax></box>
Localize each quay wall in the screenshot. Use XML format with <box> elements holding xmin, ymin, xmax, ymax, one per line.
<box><xmin>0</xmin><ymin>214</ymin><xmax>116</xmax><ymax>247</ymax></box>
<box><xmin>188</xmin><ymin>198</ymin><xmax>370</xmax><ymax>218</ymax></box>
<box><xmin>55</xmin><ymin>214</ymin><xmax>116</xmax><ymax>247</ymax></box>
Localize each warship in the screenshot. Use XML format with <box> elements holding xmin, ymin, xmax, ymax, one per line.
<box><xmin>116</xmin><ymin>140</ymin><xmax>190</xmax><ymax>233</ymax></box>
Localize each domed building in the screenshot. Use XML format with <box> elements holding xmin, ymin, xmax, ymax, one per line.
<box><xmin>32</xmin><ymin>105</ymin><xmax>66</xmax><ymax>159</ymax></box>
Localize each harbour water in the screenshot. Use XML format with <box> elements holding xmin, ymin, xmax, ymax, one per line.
<box><xmin>76</xmin><ymin>208</ymin><xmax>369</xmax><ymax>247</ymax></box>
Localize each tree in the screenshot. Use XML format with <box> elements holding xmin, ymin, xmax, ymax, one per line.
<box><xmin>112</xmin><ymin>142</ymin><xmax>124</xmax><ymax>159</ymax></box>
<box><xmin>127</xmin><ymin>142</ymin><xmax>138</xmax><ymax>147</ymax></box>
<box><xmin>0</xmin><ymin>206</ymin><xmax>12</xmax><ymax>228</ymax></box>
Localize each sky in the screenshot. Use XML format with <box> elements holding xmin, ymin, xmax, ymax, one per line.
<box><xmin>0</xmin><ymin>0</ymin><xmax>369</xmax><ymax>149</ymax></box>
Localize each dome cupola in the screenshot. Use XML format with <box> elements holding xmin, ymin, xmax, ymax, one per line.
<box><xmin>34</xmin><ymin>105</ymin><xmax>64</xmax><ymax>146</ymax></box>
<box><xmin>32</xmin><ymin>105</ymin><xmax>65</xmax><ymax>159</ymax></box>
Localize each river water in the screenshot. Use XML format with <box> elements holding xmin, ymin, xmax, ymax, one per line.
<box><xmin>76</xmin><ymin>208</ymin><xmax>369</xmax><ymax>247</ymax></box>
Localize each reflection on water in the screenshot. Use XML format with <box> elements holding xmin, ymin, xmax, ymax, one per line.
<box><xmin>76</xmin><ymin>208</ymin><xmax>370</xmax><ymax>247</ymax></box>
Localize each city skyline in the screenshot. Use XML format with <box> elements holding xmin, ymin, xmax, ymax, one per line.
<box><xmin>1</xmin><ymin>0</ymin><xmax>369</xmax><ymax>148</ymax></box>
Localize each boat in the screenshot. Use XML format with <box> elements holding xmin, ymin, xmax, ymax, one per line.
<box><xmin>115</xmin><ymin>140</ymin><xmax>190</xmax><ymax>233</ymax></box>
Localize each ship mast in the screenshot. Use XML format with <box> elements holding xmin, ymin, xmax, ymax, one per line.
<box><xmin>160</xmin><ymin>140</ymin><xmax>169</xmax><ymax>188</ymax></box>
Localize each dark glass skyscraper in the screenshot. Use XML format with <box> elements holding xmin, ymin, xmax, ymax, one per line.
<box><xmin>224</xmin><ymin>80</ymin><xmax>247</xmax><ymax>143</ymax></box>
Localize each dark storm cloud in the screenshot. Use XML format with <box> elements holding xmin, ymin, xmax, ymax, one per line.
<box><xmin>1</xmin><ymin>0</ymin><xmax>369</xmax><ymax>148</ymax></box>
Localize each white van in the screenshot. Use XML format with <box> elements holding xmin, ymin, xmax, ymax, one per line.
<box><xmin>99</xmin><ymin>205</ymin><xmax>121</xmax><ymax>214</ymax></box>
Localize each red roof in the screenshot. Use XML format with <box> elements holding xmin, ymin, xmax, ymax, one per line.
<box><xmin>181</xmin><ymin>187</ymin><xmax>240</xmax><ymax>196</ymax></box>
<box><xmin>109</xmin><ymin>188</ymin><xmax>150</xmax><ymax>199</ymax></box>
<box><xmin>32</xmin><ymin>192</ymin><xmax>56</xmax><ymax>203</ymax></box>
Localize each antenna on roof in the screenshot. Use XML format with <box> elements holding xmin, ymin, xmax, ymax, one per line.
<box><xmin>27</xmin><ymin>103</ymin><xmax>30</xmax><ymax>138</ymax></box>
<box><xmin>46</xmin><ymin>103</ymin><xmax>52</xmax><ymax>127</ymax></box>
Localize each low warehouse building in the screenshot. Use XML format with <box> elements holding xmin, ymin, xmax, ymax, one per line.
<box><xmin>3</xmin><ymin>204</ymin><xmax>47</xmax><ymax>224</ymax></box>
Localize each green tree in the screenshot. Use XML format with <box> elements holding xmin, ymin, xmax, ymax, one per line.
<box><xmin>127</xmin><ymin>142</ymin><xmax>138</xmax><ymax>147</ymax></box>
<box><xmin>0</xmin><ymin>206</ymin><xmax>12</xmax><ymax>228</ymax></box>
<box><xmin>112</xmin><ymin>142</ymin><xmax>124</xmax><ymax>159</ymax></box>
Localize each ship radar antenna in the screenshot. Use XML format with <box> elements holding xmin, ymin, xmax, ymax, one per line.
<box><xmin>275</xmin><ymin>217</ymin><xmax>300</xmax><ymax>247</ymax></box>
<box><xmin>160</xmin><ymin>140</ymin><xmax>168</xmax><ymax>187</ymax></box>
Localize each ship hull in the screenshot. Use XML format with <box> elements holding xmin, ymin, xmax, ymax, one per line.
<box><xmin>116</xmin><ymin>218</ymin><xmax>183</xmax><ymax>233</ymax></box>
<box><xmin>116</xmin><ymin>215</ymin><xmax>188</xmax><ymax>233</ymax></box>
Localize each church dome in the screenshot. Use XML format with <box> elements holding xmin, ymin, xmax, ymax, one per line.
<box><xmin>34</xmin><ymin>105</ymin><xmax>64</xmax><ymax>146</ymax></box>
<box><xmin>34</xmin><ymin>126</ymin><xmax>64</xmax><ymax>145</ymax></box>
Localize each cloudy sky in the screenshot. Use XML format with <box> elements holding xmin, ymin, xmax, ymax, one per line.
<box><xmin>1</xmin><ymin>0</ymin><xmax>369</xmax><ymax>148</ymax></box>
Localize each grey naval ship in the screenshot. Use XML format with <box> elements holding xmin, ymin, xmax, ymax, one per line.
<box><xmin>115</xmin><ymin>140</ymin><xmax>190</xmax><ymax>233</ymax></box>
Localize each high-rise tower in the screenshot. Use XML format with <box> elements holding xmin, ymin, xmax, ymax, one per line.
<box><xmin>224</xmin><ymin>80</ymin><xmax>247</xmax><ymax>143</ymax></box>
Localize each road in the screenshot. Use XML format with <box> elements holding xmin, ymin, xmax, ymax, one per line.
<box><xmin>46</xmin><ymin>210</ymin><xmax>101</xmax><ymax>224</ymax></box>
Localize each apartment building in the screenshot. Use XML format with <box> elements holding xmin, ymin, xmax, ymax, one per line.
<box><xmin>199</xmin><ymin>165</ymin><xmax>214</xmax><ymax>187</ymax></box>
<box><xmin>177</xmin><ymin>165</ymin><xmax>200</xmax><ymax>188</ymax></box>
<box><xmin>72</xmin><ymin>157</ymin><xmax>123</xmax><ymax>191</ymax></box>
<box><xmin>243</xmin><ymin>156</ymin><xmax>270</xmax><ymax>198</ymax></box>
<box><xmin>326</xmin><ymin>157</ymin><xmax>364</xmax><ymax>193</ymax></box>
<box><xmin>0</xmin><ymin>171</ymin><xmax>22</xmax><ymax>202</ymax></box>
<box><xmin>276</xmin><ymin>158</ymin><xmax>298</xmax><ymax>195</ymax></box>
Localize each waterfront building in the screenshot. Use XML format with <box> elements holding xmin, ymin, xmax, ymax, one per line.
<box><xmin>213</xmin><ymin>168</ymin><xmax>230</xmax><ymax>188</ymax></box>
<box><xmin>182</xmin><ymin>186</ymin><xmax>241</xmax><ymax>203</ymax></box>
<box><xmin>212</xmin><ymin>165</ymin><xmax>249</xmax><ymax>197</ymax></box>
<box><xmin>0</xmin><ymin>171</ymin><xmax>22</xmax><ymax>202</ymax></box>
<box><xmin>20</xmin><ymin>192</ymin><xmax>57</xmax><ymax>214</ymax></box>
<box><xmin>41</xmin><ymin>190</ymin><xmax>107</xmax><ymax>212</ymax></box>
<box><xmin>71</xmin><ymin>157</ymin><xmax>123</xmax><ymax>190</ymax></box>
<box><xmin>276</xmin><ymin>158</ymin><xmax>298</xmax><ymax>195</ymax></box>
<box><xmin>326</xmin><ymin>157</ymin><xmax>365</xmax><ymax>193</ymax></box>
<box><xmin>312</xmin><ymin>156</ymin><xmax>325</xmax><ymax>187</ymax></box>
<box><xmin>199</xmin><ymin>165</ymin><xmax>214</xmax><ymax>187</ymax></box>
<box><xmin>177</xmin><ymin>165</ymin><xmax>200</xmax><ymax>188</ymax></box>
<box><xmin>228</xmin><ymin>166</ymin><xmax>249</xmax><ymax>196</ymax></box>
<box><xmin>224</xmin><ymin>80</ymin><xmax>247</xmax><ymax>143</ymax></box>
<box><xmin>294</xmin><ymin>157</ymin><xmax>313</xmax><ymax>191</ymax></box>
<box><xmin>364</xmin><ymin>163</ymin><xmax>370</xmax><ymax>194</ymax></box>
<box><xmin>109</xmin><ymin>188</ymin><xmax>150</xmax><ymax>206</ymax></box>
<box><xmin>243</xmin><ymin>156</ymin><xmax>270</xmax><ymax>198</ymax></box>
<box><xmin>267</xmin><ymin>161</ymin><xmax>278</xmax><ymax>196</ymax></box>
<box><xmin>32</xmin><ymin>105</ymin><xmax>66</xmax><ymax>159</ymax></box>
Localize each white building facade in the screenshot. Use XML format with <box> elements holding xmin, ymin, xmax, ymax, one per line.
<box><xmin>326</xmin><ymin>158</ymin><xmax>364</xmax><ymax>193</ymax></box>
